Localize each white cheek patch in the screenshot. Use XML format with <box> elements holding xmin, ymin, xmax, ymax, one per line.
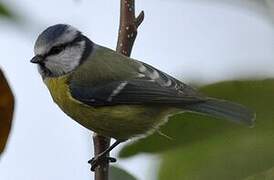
<box><xmin>45</xmin><ymin>40</ymin><xmax>86</xmax><ymax>76</ymax></box>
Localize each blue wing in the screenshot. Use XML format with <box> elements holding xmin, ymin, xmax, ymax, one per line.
<box><xmin>69</xmin><ymin>57</ymin><xmax>205</xmax><ymax>106</ymax></box>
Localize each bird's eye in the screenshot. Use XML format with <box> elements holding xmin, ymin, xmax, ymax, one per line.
<box><xmin>49</xmin><ymin>45</ymin><xmax>65</xmax><ymax>55</ymax></box>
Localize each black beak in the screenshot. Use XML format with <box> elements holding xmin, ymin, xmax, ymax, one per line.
<box><xmin>30</xmin><ymin>55</ymin><xmax>44</xmax><ymax>64</ymax></box>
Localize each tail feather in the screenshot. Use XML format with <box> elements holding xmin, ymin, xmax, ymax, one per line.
<box><xmin>185</xmin><ymin>98</ymin><xmax>256</xmax><ymax>126</ymax></box>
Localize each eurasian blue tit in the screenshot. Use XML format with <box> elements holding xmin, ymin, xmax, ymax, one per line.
<box><xmin>30</xmin><ymin>24</ymin><xmax>255</xmax><ymax>169</ymax></box>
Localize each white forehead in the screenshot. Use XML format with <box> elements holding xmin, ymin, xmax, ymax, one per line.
<box><xmin>34</xmin><ymin>25</ymin><xmax>80</xmax><ymax>55</ymax></box>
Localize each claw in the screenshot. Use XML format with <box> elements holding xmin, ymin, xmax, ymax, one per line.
<box><xmin>108</xmin><ymin>157</ymin><xmax>117</xmax><ymax>163</ymax></box>
<box><xmin>88</xmin><ymin>140</ymin><xmax>121</xmax><ymax>171</ymax></box>
<box><xmin>88</xmin><ymin>156</ymin><xmax>117</xmax><ymax>171</ymax></box>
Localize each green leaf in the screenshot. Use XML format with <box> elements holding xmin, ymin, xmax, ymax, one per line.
<box><xmin>244</xmin><ymin>167</ymin><xmax>274</xmax><ymax>180</ymax></box>
<box><xmin>156</xmin><ymin>79</ymin><xmax>274</xmax><ymax>180</ymax></box>
<box><xmin>110</xmin><ymin>166</ymin><xmax>138</xmax><ymax>180</ymax></box>
<box><xmin>120</xmin><ymin>79</ymin><xmax>274</xmax><ymax>179</ymax></box>
<box><xmin>0</xmin><ymin>3</ymin><xmax>13</xmax><ymax>18</ymax></box>
<box><xmin>120</xmin><ymin>80</ymin><xmax>270</xmax><ymax>158</ymax></box>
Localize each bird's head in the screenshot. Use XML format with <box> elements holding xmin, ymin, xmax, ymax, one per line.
<box><xmin>31</xmin><ymin>24</ymin><xmax>93</xmax><ymax>78</ymax></box>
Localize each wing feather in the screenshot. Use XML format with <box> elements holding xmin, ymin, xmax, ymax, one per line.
<box><xmin>69</xmin><ymin>46</ymin><xmax>205</xmax><ymax>107</ymax></box>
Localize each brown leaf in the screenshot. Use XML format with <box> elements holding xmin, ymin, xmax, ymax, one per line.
<box><xmin>0</xmin><ymin>69</ymin><xmax>14</xmax><ymax>154</ymax></box>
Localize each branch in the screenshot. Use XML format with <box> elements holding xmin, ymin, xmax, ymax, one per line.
<box><xmin>93</xmin><ymin>0</ymin><xmax>144</xmax><ymax>180</ymax></box>
<box><xmin>93</xmin><ymin>134</ymin><xmax>110</xmax><ymax>180</ymax></box>
<box><xmin>116</xmin><ymin>0</ymin><xmax>144</xmax><ymax>56</ymax></box>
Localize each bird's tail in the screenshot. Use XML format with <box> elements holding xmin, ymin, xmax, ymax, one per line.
<box><xmin>184</xmin><ymin>98</ymin><xmax>255</xmax><ymax>126</ymax></box>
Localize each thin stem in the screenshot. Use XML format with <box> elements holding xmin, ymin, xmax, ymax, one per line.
<box><xmin>93</xmin><ymin>0</ymin><xmax>144</xmax><ymax>179</ymax></box>
<box><xmin>93</xmin><ymin>134</ymin><xmax>110</xmax><ymax>180</ymax></box>
<box><xmin>116</xmin><ymin>0</ymin><xmax>144</xmax><ymax>56</ymax></box>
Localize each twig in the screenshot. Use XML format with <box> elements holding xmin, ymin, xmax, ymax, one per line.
<box><xmin>116</xmin><ymin>0</ymin><xmax>144</xmax><ymax>56</ymax></box>
<box><xmin>92</xmin><ymin>0</ymin><xmax>144</xmax><ymax>180</ymax></box>
<box><xmin>93</xmin><ymin>134</ymin><xmax>110</xmax><ymax>180</ymax></box>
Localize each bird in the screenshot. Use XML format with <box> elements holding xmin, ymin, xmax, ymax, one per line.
<box><xmin>30</xmin><ymin>24</ymin><xmax>255</xmax><ymax>170</ymax></box>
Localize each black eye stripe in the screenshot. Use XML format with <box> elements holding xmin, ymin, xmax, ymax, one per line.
<box><xmin>47</xmin><ymin>34</ymin><xmax>83</xmax><ymax>56</ymax></box>
<box><xmin>48</xmin><ymin>45</ymin><xmax>66</xmax><ymax>55</ymax></box>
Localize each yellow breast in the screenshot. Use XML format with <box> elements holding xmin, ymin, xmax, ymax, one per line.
<box><xmin>43</xmin><ymin>76</ymin><xmax>173</xmax><ymax>140</ymax></box>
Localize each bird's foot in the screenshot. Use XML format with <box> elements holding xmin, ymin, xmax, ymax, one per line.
<box><xmin>88</xmin><ymin>155</ymin><xmax>117</xmax><ymax>171</ymax></box>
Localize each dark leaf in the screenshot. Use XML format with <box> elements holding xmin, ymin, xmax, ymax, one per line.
<box><xmin>0</xmin><ymin>69</ymin><xmax>14</xmax><ymax>154</ymax></box>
